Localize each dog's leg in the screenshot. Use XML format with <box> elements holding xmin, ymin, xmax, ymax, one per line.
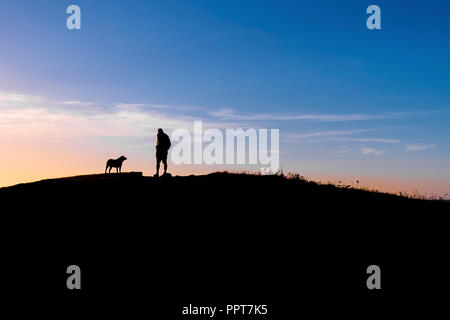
<box><xmin>116</xmin><ymin>167</ymin><xmax>119</xmax><ymax>173</ymax></box>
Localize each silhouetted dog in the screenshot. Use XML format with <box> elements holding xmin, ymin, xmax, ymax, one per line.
<box><xmin>105</xmin><ymin>156</ymin><xmax>127</xmax><ymax>173</ymax></box>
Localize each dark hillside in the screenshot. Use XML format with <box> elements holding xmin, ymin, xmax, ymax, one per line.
<box><xmin>1</xmin><ymin>172</ymin><xmax>448</xmax><ymax>315</ymax></box>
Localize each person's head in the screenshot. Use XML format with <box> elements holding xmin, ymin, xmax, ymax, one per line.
<box><xmin>158</xmin><ymin>128</ymin><xmax>163</xmax><ymax>134</ymax></box>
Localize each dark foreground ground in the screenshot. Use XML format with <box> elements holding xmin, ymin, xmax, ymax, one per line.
<box><xmin>1</xmin><ymin>172</ymin><xmax>449</xmax><ymax>317</ymax></box>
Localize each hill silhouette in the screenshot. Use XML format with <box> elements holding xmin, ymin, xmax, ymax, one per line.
<box><xmin>1</xmin><ymin>171</ymin><xmax>449</xmax><ymax>315</ymax></box>
<box><xmin>1</xmin><ymin>171</ymin><xmax>447</xmax><ymax>206</ymax></box>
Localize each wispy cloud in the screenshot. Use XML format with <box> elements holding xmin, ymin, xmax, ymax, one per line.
<box><xmin>210</xmin><ymin>108</ymin><xmax>408</xmax><ymax>122</ymax></box>
<box><xmin>287</xmin><ymin>130</ymin><xmax>400</xmax><ymax>144</ymax></box>
<box><xmin>115</xmin><ymin>103</ymin><xmax>150</xmax><ymax>108</ymax></box>
<box><xmin>337</xmin><ymin>137</ymin><xmax>400</xmax><ymax>143</ymax></box>
<box><xmin>405</xmin><ymin>144</ymin><xmax>436</xmax><ymax>151</ymax></box>
<box><xmin>0</xmin><ymin>92</ymin><xmax>43</xmax><ymax>106</ymax></box>
<box><xmin>361</xmin><ymin>148</ymin><xmax>383</xmax><ymax>156</ymax></box>
<box><xmin>63</xmin><ymin>100</ymin><xmax>95</xmax><ymax>106</ymax></box>
<box><xmin>288</xmin><ymin>129</ymin><xmax>374</xmax><ymax>139</ymax></box>
<box><xmin>0</xmin><ymin>91</ymin><xmax>436</xmax><ymax>161</ymax></box>
<box><xmin>0</xmin><ymin>91</ymin><xmax>253</xmax><ymax>143</ymax></box>
<box><xmin>0</xmin><ymin>92</ymin><xmax>194</xmax><ymax>141</ymax></box>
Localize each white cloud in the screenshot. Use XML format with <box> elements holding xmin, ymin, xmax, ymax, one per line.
<box><xmin>0</xmin><ymin>91</ymin><xmax>430</xmax><ymax>158</ymax></box>
<box><xmin>115</xmin><ymin>103</ymin><xmax>150</xmax><ymax>108</ymax></box>
<box><xmin>405</xmin><ymin>144</ymin><xmax>436</xmax><ymax>151</ymax></box>
<box><xmin>210</xmin><ymin>108</ymin><xmax>406</xmax><ymax>122</ymax></box>
<box><xmin>287</xmin><ymin>130</ymin><xmax>400</xmax><ymax>144</ymax></box>
<box><xmin>361</xmin><ymin>148</ymin><xmax>383</xmax><ymax>156</ymax></box>
<box><xmin>0</xmin><ymin>92</ymin><xmax>194</xmax><ymax>141</ymax></box>
<box><xmin>63</xmin><ymin>100</ymin><xmax>95</xmax><ymax>106</ymax></box>
<box><xmin>0</xmin><ymin>92</ymin><xmax>43</xmax><ymax>106</ymax></box>
<box><xmin>288</xmin><ymin>129</ymin><xmax>374</xmax><ymax>139</ymax></box>
<box><xmin>338</xmin><ymin>137</ymin><xmax>400</xmax><ymax>143</ymax></box>
<box><xmin>0</xmin><ymin>92</ymin><xmax>255</xmax><ymax>143</ymax></box>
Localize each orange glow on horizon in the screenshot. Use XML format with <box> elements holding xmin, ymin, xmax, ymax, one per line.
<box><xmin>2</xmin><ymin>144</ymin><xmax>449</xmax><ymax>199</ymax></box>
<box><xmin>1</xmin><ymin>134</ymin><xmax>449</xmax><ymax>197</ymax></box>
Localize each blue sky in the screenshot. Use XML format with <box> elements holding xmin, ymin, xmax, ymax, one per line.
<box><xmin>0</xmin><ymin>0</ymin><xmax>449</xmax><ymax>194</ymax></box>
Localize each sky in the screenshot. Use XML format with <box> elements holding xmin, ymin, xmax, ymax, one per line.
<box><xmin>1</xmin><ymin>0</ymin><xmax>449</xmax><ymax>196</ymax></box>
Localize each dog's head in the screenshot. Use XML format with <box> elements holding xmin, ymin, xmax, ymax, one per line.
<box><xmin>119</xmin><ymin>155</ymin><xmax>127</xmax><ymax>162</ymax></box>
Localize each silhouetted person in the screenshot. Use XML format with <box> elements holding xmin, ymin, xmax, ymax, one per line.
<box><xmin>155</xmin><ymin>128</ymin><xmax>171</xmax><ymax>177</ymax></box>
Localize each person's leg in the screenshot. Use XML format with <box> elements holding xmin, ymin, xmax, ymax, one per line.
<box><xmin>156</xmin><ymin>158</ymin><xmax>161</xmax><ymax>176</ymax></box>
<box><xmin>163</xmin><ymin>159</ymin><xmax>167</xmax><ymax>174</ymax></box>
